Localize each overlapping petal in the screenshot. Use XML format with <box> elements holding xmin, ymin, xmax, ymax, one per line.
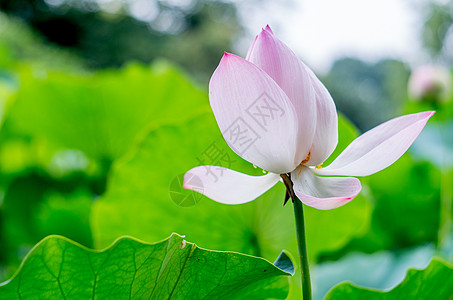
<box><xmin>184</xmin><ymin>166</ymin><xmax>280</xmax><ymax>205</ymax></box>
<box><xmin>315</xmin><ymin>111</ymin><xmax>435</xmax><ymax>177</ymax></box>
<box><xmin>291</xmin><ymin>166</ymin><xmax>361</xmax><ymax>210</ymax></box>
<box><xmin>246</xmin><ymin>27</ymin><xmax>316</xmax><ymax>163</ymax></box>
<box><xmin>209</xmin><ymin>53</ymin><xmax>300</xmax><ymax>174</ymax></box>
<box><xmin>305</xmin><ymin>68</ymin><xmax>338</xmax><ymax>166</ymax></box>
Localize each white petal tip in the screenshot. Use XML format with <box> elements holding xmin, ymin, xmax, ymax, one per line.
<box><xmin>426</xmin><ymin>110</ymin><xmax>436</xmax><ymax>118</ymax></box>
<box><xmin>183</xmin><ymin>171</ymin><xmax>201</xmax><ymax>191</ymax></box>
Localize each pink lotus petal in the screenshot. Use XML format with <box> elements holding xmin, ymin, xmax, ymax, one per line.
<box><xmin>246</xmin><ymin>27</ymin><xmax>316</xmax><ymax>165</ymax></box>
<box><xmin>264</xmin><ymin>25</ymin><xmax>273</xmax><ymax>34</ymax></box>
<box><xmin>315</xmin><ymin>111</ymin><xmax>435</xmax><ymax>177</ymax></box>
<box><xmin>209</xmin><ymin>53</ymin><xmax>300</xmax><ymax>174</ymax></box>
<box><xmin>305</xmin><ymin>68</ymin><xmax>338</xmax><ymax>166</ymax></box>
<box><xmin>291</xmin><ymin>166</ymin><xmax>361</xmax><ymax>210</ymax></box>
<box><xmin>184</xmin><ymin>166</ymin><xmax>280</xmax><ymax>205</ymax></box>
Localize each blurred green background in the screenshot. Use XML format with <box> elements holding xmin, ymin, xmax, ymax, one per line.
<box><xmin>0</xmin><ymin>0</ymin><xmax>452</xmax><ymax>299</ymax></box>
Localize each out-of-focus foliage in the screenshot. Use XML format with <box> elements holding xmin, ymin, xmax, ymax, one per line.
<box><xmin>370</xmin><ymin>156</ymin><xmax>440</xmax><ymax>247</ymax></box>
<box><xmin>411</xmin><ymin>121</ymin><xmax>453</xmax><ymax>169</ymax></box>
<box><xmin>323</xmin><ymin>58</ymin><xmax>410</xmax><ymax>131</ymax></box>
<box><xmin>0</xmin><ymin>0</ymin><xmax>242</xmax><ymax>80</ymax></box>
<box><xmin>325</xmin><ymin>258</ymin><xmax>453</xmax><ymax>299</ymax></box>
<box><xmin>0</xmin><ymin>177</ymin><xmax>93</xmax><ymax>270</ymax></box>
<box><xmin>0</xmin><ymin>57</ymin><xmax>209</xmax><ymax>280</ymax></box>
<box><xmin>313</xmin><ymin>244</ymin><xmax>436</xmax><ymax>299</ymax></box>
<box><xmin>2</xmin><ymin>63</ymin><xmax>208</xmax><ymax>172</ymax></box>
<box><xmin>368</xmin><ymin>156</ymin><xmax>440</xmax><ymax>246</ymax></box>
<box><xmin>0</xmin><ymin>234</ymin><xmax>293</xmax><ymax>299</ymax></box>
<box><xmin>421</xmin><ymin>0</ymin><xmax>453</xmax><ymax>64</ymax></box>
<box><xmin>0</xmin><ymin>12</ymin><xmax>82</xmax><ymax>70</ymax></box>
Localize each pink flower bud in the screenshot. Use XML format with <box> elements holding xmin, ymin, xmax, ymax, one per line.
<box><xmin>408</xmin><ymin>65</ymin><xmax>452</xmax><ymax>103</ymax></box>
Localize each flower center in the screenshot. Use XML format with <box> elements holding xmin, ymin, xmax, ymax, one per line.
<box><xmin>300</xmin><ymin>152</ymin><xmax>311</xmax><ymax>165</ymax></box>
<box><xmin>298</xmin><ymin>152</ymin><xmax>311</xmax><ymax>174</ymax></box>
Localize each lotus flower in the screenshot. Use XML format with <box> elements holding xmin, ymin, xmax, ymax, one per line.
<box><xmin>184</xmin><ymin>26</ymin><xmax>434</xmax><ymax>210</ymax></box>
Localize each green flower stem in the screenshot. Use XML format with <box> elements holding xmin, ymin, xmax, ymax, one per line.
<box><xmin>292</xmin><ymin>193</ymin><xmax>312</xmax><ymax>300</ymax></box>
<box><xmin>281</xmin><ymin>174</ymin><xmax>312</xmax><ymax>300</ymax></box>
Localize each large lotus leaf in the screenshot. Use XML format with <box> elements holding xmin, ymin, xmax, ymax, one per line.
<box><xmin>411</xmin><ymin>120</ymin><xmax>453</xmax><ymax>169</ymax></box>
<box><xmin>91</xmin><ymin>111</ymin><xmax>371</xmax><ymax>265</ymax></box>
<box><xmin>3</xmin><ymin>62</ymin><xmax>209</xmax><ymax>167</ymax></box>
<box><xmin>0</xmin><ymin>175</ymin><xmax>94</xmax><ymax>281</ymax></box>
<box><xmin>325</xmin><ymin>258</ymin><xmax>453</xmax><ymax>299</ymax></box>
<box><xmin>0</xmin><ymin>234</ymin><xmax>293</xmax><ymax>299</ymax></box>
<box><xmin>313</xmin><ymin>244</ymin><xmax>435</xmax><ymax>299</ymax></box>
<box><xmin>368</xmin><ymin>154</ymin><xmax>441</xmax><ymax>247</ymax></box>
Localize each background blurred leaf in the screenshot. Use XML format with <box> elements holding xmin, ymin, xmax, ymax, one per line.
<box><xmin>323</xmin><ymin>58</ymin><xmax>410</xmax><ymax>131</ymax></box>
<box><xmin>0</xmin><ymin>234</ymin><xmax>292</xmax><ymax>299</ymax></box>
<box><xmin>368</xmin><ymin>155</ymin><xmax>440</xmax><ymax>247</ymax></box>
<box><xmin>411</xmin><ymin>121</ymin><xmax>453</xmax><ymax>169</ymax></box>
<box><xmin>0</xmin><ymin>0</ymin><xmax>244</xmax><ymax>80</ymax></box>
<box><xmin>422</xmin><ymin>2</ymin><xmax>453</xmax><ymax>60</ymax></box>
<box><xmin>3</xmin><ymin>62</ymin><xmax>208</xmax><ymax>172</ymax></box>
<box><xmin>0</xmin><ymin>62</ymin><xmax>210</xmax><ymax>280</ymax></box>
<box><xmin>0</xmin><ymin>174</ymin><xmax>93</xmax><ymax>280</ymax></box>
<box><xmin>0</xmin><ymin>12</ymin><xmax>82</xmax><ymax>70</ymax></box>
<box><xmin>313</xmin><ymin>244</ymin><xmax>435</xmax><ymax>300</ymax></box>
<box><xmin>324</xmin><ymin>258</ymin><xmax>453</xmax><ymax>299</ymax></box>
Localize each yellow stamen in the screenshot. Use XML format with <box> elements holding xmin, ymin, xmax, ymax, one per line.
<box><xmin>301</xmin><ymin>152</ymin><xmax>311</xmax><ymax>165</ymax></box>
<box><xmin>298</xmin><ymin>152</ymin><xmax>311</xmax><ymax>174</ymax></box>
